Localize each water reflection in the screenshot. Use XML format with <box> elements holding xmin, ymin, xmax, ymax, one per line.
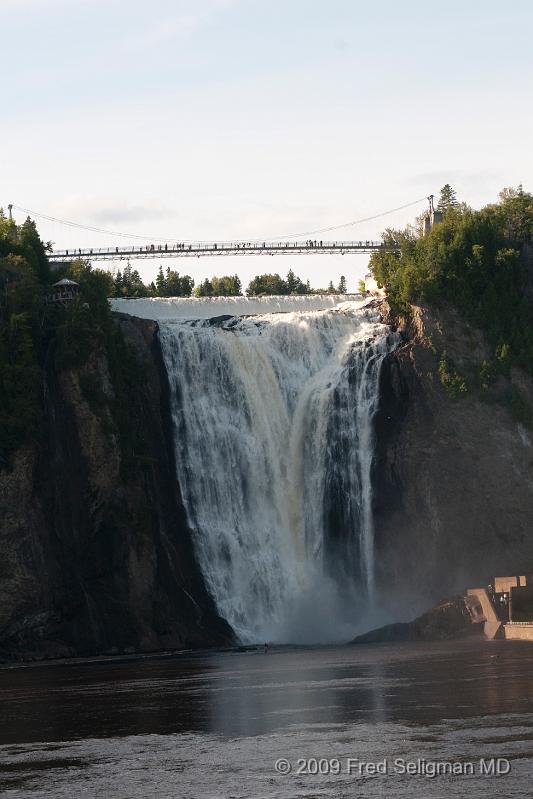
<box><xmin>0</xmin><ymin>640</ymin><xmax>533</xmax><ymax>746</ymax></box>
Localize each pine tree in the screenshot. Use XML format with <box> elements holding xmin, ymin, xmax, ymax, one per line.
<box><xmin>337</xmin><ymin>275</ymin><xmax>347</xmax><ymax>293</ymax></box>
<box><xmin>18</xmin><ymin>217</ymin><xmax>50</xmax><ymax>283</ymax></box>
<box><xmin>437</xmin><ymin>184</ymin><xmax>459</xmax><ymax>213</ymax></box>
<box><xmin>327</xmin><ymin>280</ymin><xmax>335</xmax><ymax>294</ymax></box>
<box><xmin>165</xmin><ymin>267</ymin><xmax>182</xmax><ymax>296</ymax></box>
<box><xmin>286</xmin><ymin>269</ymin><xmax>297</xmax><ymax>294</ymax></box>
<box><xmin>156</xmin><ymin>265</ymin><xmax>166</xmax><ymax>296</ymax></box>
<box><xmin>121</xmin><ymin>262</ymin><xmax>133</xmax><ymax>296</ymax></box>
<box><xmin>179</xmin><ymin>275</ymin><xmax>194</xmax><ymax>296</ymax></box>
<box><xmin>113</xmin><ymin>270</ymin><xmax>124</xmax><ymax>297</ymax></box>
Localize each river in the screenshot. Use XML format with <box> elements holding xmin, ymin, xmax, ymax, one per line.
<box><xmin>1</xmin><ymin>639</ymin><xmax>532</xmax><ymax>797</ymax></box>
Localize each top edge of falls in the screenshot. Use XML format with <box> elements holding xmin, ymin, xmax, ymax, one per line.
<box><xmin>109</xmin><ymin>294</ymin><xmax>373</xmax><ymax>321</ymax></box>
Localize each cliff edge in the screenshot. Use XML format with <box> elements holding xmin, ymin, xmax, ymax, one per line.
<box><xmin>0</xmin><ymin>315</ymin><xmax>233</xmax><ymax>661</ymax></box>
<box><xmin>373</xmin><ymin>300</ymin><xmax>533</xmax><ymax>616</ymax></box>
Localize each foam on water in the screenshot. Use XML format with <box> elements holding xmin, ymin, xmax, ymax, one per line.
<box><xmin>111</xmin><ymin>293</ymin><xmax>365</xmax><ymax>320</ymax></box>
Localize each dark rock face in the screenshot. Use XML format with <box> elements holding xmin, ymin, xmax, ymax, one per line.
<box><xmin>0</xmin><ymin>316</ymin><xmax>233</xmax><ymax>662</ymax></box>
<box><xmin>373</xmin><ymin>301</ymin><xmax>533</xmax><ymax>619</ymax></box>
<box><xmin>351</xmin><ymin>596</ymin><xmax>482</xmax><ymax>644</ymax></box>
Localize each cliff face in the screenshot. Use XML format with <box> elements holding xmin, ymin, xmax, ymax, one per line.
<box><xmin>3</xmin><ymin>300</ymin><xmax>532</xmax><ymax>657</ymax></box>
<box><xmin>374</xmin><ymin>301</ymin><xmax>533</xmax><ymax>616</ymax></box>
<box><xmin>0</xmin><ymin>315</ymin><xmax>232</xmax><ymax>661</ymax></box>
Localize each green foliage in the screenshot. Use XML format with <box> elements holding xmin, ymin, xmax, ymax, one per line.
<box><xmin>338</xmin><ymin>275</ymin><xmax>347</xmax><ymax>293</ymax></box>
<box><xmin>497</xmin><ymin>185</ymin><xmax>533</xmax><ymax>240</ymax></box>
<box><xmin>438</xmin><ymin>352</ymin><xmax>468</xmax><ymax>399</ymax></box>
<box><xmin>358</xmin><ymin>279</ymin><xmax>367</xmax><ymax>294</ymax></box>
<box><xmin>0</xmin><ymin>219</ymin><xmax>149</xmax><ymax>467</ymax></box>
<box><xmin>111</xmin><ymin>263</ymin><xmax>149</xmax><ymax>298</ymax></box>
<box><xmin>52</xmin><ymin>300</ymin><xmax>95</xmax><ymax>370</ymax></box>
<box><xmin>150</xmin><ymin>265</ymin><xmax>194</xmax><ymax>297</ymax></box>
<box><xmin>246</xmin><ymin>273</ymin><xmax>287</xmax><ymax>296</ymax></box>
<box><xmin>437</xmin><ymin>184</ymin><xmax>459</xmax><ymax>214</ymax></box>
<box><xmin>0</xmin><ymin>210</ymin><xmax>51</xmax><ymax>283</ymax></box>
<box><xmin>0</xmin><ymin>310</ymin><xmax>41</xmax><ymax>460</ymax></box>
<box><xmin>212</xmin><ymin>275</ymin><xmax>241</xmax><ymax>296</ymax></box>
<box><xmin>109</xmin><ymin>263</ymin><xmax>194</xmax><ymax>298</ymax></box>
<box><xmin>286</xmin><ymin>269</ymin><xmax>298</xmax><ymax>294</ymax></box>
<box><xmin>285</xmin><ymin>269</ymin><xmax>308</xmax><ymax>295</ymax></box>
<box><xmin>194</xmin><ymin>274</ymin><xmax>242</xmax><ymax>296</ymax></box>
<box><xmin>246</xmin><ymin>269</ymin><xmax>312</xmax><ymax>296</ymax></box>
<box><xmin>478</xmin><ymin>359</ymin><xmax>497</xmax><ymax>390</ymax></box>
<box><xmin>49</xmin><ymin>260</ymin><xmax>113</xmax><ymax>371</ymax></box>
<box><xmin>369</xmin><ymin>185</ymin><xmax>533</xmax><ymax>374</ymax></box>
<box><xmin>495</xmin><ymin>341</ymin><xmax>511</xmax><ymax>375</ymax></box>
<box><xmin>0</xmin><ymin>212</ymin><xmax>48</xmax><ymax>463</ymax></box>
<box><xmin>194</xmin><ymin>277</ymin><xmax>213</xmax><ymax>297</ymax></box>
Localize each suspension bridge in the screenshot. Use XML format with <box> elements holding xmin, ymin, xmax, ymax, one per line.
<box><xmin>48</xmin><ymin>239</ymin><xmax>391</xmax><ymax>262</ymax></box>
<box><xmin>7</xmin><ymin>195</ymin><xmax>430</xmax><ymax>263</ymax></box>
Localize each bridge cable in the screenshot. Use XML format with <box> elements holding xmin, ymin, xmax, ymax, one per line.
<box><xmin>11</xmin><ymin>196</ymin><xmax>427</xmax><ymax>246</ymax></box>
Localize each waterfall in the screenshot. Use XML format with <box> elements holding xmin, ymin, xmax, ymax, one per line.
<box><xmin>157</xmin><ymin>300</ymin><xmax>398</xmax><ymax>643</ymax></box>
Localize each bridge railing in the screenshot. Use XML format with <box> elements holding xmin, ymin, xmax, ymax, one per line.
<box><xmin>50</xmin><ymin>240</ymin><xmax>389</xmax><ymax>259</ymax></box>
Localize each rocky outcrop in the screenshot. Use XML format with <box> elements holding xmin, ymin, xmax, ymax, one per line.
<box><xmin>0</xmin><ymin>316</ymin><xmax>233</xmax><ymax>661</ymax></box>
<box><xmin>351</xmin><ymin>595</ymin><xmax>482</xmax><ymax>643</ymax></box>
<box><xmin>373</xmin><ymin>301</ymin><xmax>533</xmax><ymax>618</ymax></box>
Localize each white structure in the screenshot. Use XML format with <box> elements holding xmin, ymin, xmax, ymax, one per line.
<box><xmin>364</xmin><ymin>273</ymin><xmax>385</xmax><ymax>297</ymax></box>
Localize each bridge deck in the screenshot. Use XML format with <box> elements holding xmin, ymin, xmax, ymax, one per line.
<box><xmin>49</xmin><ymin>240</ymin><xmax>392</xmax><ymax>261</ymax></box>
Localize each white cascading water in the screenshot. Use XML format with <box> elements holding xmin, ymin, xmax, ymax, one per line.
<box><xmin>153</xmin><ymin>298</ymin><xmax>398</xmax><ymax>644</ymax></box>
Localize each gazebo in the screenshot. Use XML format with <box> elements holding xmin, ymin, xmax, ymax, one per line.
<box><xmin>50</xmin><ymin>278</ymin><xmax>80</xmax><ymax>303</ymax></box>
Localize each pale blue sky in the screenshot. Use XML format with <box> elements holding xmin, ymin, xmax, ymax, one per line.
<box><xmin>2</xmin><ymin>0</ymin><xmax>532</xmax><ymax>290</ymax></box>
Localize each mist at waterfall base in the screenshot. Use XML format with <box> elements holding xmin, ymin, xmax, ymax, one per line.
<box><xmin>152</xmin><ymin>297</ymin><xmax>399</xmax><ymax>645</ymax></box>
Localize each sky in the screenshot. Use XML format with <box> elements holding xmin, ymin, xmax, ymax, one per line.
<box><xmin>2</xmin><ymin>0</ymin><xmax>533</xmax><ymax>291</ymax></box>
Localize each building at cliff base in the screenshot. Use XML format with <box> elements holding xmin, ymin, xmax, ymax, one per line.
<box><xmin>467</xmin><ymin>575</ymin><xmax>533</xmax><ymax>640</ymax></box>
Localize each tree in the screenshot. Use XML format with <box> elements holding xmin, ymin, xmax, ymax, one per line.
<box><xmin>155</xmin><ymin>267</ymin><xmax>194</xmax><ymax>297</ymax></box>
<box><xmin>211</xmin><ymin>275</ymin><xmax>242</xmax><ymax>296</ymax></box>
<box><xmin>437</xmin><ymin>184</ymin><xmax>459</xmax><ymax>213</ymax></box>
<box><xmin>368</xmin><ymin>185</ymin><xmax>533</xmax><ymax>374</ymax></box>
<box><xmin>156</xmin><ymin>265</ymin><xmax>166</xmax><ymax>296</ymax></box>
<box><xmin>18</xmin><ymin>217</ymin><xmax>51</xmax><ymax>284</ymax></box>
<box><xmin>0</xmin><ymin>208</ymin><xmax>18</xmax><ymax>254</ymax></box>
<box><xmin>287</xmin><ymin>269</ymin><xmax>308</xmax><ymax>294</ymax></box>
<box><xmin>113</xmin><ymin>270</ymin><xmax>124</xmax><ymax>297</ymax></box>
<box><xmin>194</xmin><ymin>278</ymin><xmax>213</xmax><ymax>297</ymax></box>
<box><xmin>119</xmin><ymin>263</ymin><xmax>148</xmax><ymax>298</ymax></box>
<box><xmin>286</xmin><ymin>269</ymin><xmax>298</xmax><ymax>294</ymax></box>
<box><xmin>246</xmin><ymin>273</ymin><xmax>287</xmax><ymax>296</ymax></box>
<box><xmin>495</xmin><ymin>186</ymin><xmax>533</xmax><ymax>240</ymax></box>
<box><xmin>179</xmin><ymin>274</ymin><xmax>194</xmax><ymax>296</ymax></box>
<box><xmin>338</xmin><ymin>275</ymin><xmax>347</xmax><ymax>293</ymax></box>
<box><xmin>327</xmin><ymin>280</ymin><xmax>336</xmax><ymax>294</ymax></box>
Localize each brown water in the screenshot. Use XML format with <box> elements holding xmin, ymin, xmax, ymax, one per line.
<box><xmin>0</xmin><ymin>639</ymin><xmax>532</xmax><ymax>797</ymax></box>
